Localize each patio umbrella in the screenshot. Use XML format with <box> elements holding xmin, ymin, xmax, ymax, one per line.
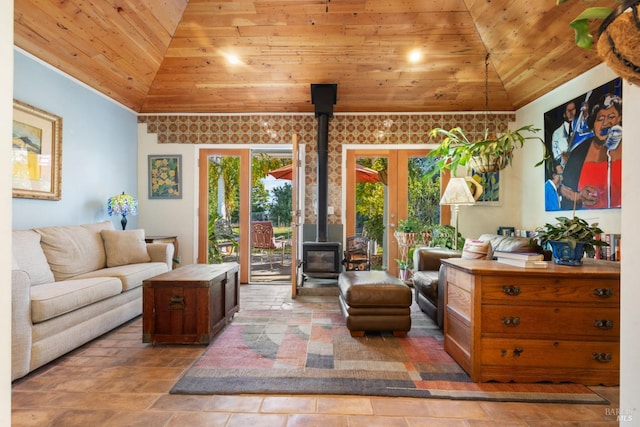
<box><xmin>268</xmin><ymin>163</ymin><xmax>379</xmax><ymax>183</ymax></box>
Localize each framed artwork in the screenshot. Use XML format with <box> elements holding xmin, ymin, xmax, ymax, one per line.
<box><xmin>470</xmin><ymin>170</ymin><xmax>502</xmax><ymax>206</ymax></box>
<box><xmin>543</xmin><ymin>78</ymin><xmax>622</xmax><ymax>211</ymax></box>
<box><xmin>12</xmin><ymin>100</ymin><xmax>63</xmax><ymax>200</ymax></box>
<box><xmin>148</xmin><ymin>155</ymin><xmax>182</xmax><ymax>199</ymax></box>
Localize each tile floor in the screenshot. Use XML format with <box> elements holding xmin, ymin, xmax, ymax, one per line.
<box><xmin>12</xmin><ymin>284</ymin><xmax>620</xmax><ymax>426</ymax></box>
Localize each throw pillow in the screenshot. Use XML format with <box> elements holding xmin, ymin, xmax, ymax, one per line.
<box><xmin>101</xmin><ymin>229</ymin><xmax>151</xmax><ymax>267</ymax></box>
<box><xmin>37</xmin><ymin>220</ymin><xmax>113</xmax><ymax>281</ymax></box>
<box><xmin>461</xmin><ymin>239</ymin><xmax>493</xmax><ymax>260</ymax></box>
<box><xmin>12</xmin><ymin>230</ymin><xmax>55</xmax><ymax>285</ymax></box>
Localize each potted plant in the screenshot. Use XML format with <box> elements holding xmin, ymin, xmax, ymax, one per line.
<box><xmin>428</xmin><ymin>224</ymin><xmax>465</xmax><ymax>251</ymax></box>
<box><xmin>558</xmin><ymin>0</ymin><xmax>640</xmax><ymax>86</ymax></box>
<box><xmin>395</xmin><ymin>258</ymin><xmax>411</xmax><ymax>281</ymax></box>
<box><xmin>394</xmin><ymin>217</ymin><xmax>420</xmax><ymax>246</ymax></box>
<box><xmin>533</xmin><ymin>216</ymin><xmax>609</xmax><ymax>266</ymax></box>
<box><xmin>427</xmin><ymin>124</ymin><xmax>548</xmax><ymax>174</ymax></box>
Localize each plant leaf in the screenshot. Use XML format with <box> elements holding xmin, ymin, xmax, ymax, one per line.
<box><xmin>569</xmin><ymin>19</ymin><xmax>593</xmax><ymax>49</ymax></box>
<box><xmin>569</xmin><ymin>7</ymin><xmax>614</xmax><ymax>50</ymax></box>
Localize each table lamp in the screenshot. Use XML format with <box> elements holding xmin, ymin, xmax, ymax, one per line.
<box><xmin>439</xmin><ymin>177</ymin><xmax>480</xmax><ymax>250</ymax></box>
<box><xmin>107</xmin><ymin>192</ymin><xmax>138</xmax><ymax>230</ymax></box>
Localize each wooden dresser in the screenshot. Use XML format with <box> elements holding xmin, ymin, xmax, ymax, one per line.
<box><xmin>440</xmin><ymin>258</ymin><xmax>620</xmax><ymax>385</ymax></box>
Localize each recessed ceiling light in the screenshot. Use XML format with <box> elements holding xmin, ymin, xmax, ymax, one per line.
<box><xmin>408</xmin><ymin>49</ymin><xmax>422</xmax><ymax>64</ymax></box>
<box><xmin>225</xmin><ymin>54</ymin><xmax>241</xmax><ymax>65</ymax></box>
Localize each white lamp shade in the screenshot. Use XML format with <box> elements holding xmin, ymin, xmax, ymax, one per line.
<box><xmin>440</xmin><ymin>177</ymin><xmax>478</xmax><ymax>206</ymax></box>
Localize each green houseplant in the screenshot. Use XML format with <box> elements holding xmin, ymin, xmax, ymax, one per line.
<box><xmin>558</xmin><ymin>0</ymin><xmax>620</xmax><ymax>50</ymax></box>
<box><xmin>394</xmin><ymin>217</ymin><xmax>420</xmax><ymax>246</ymax></box>
<box><xmin>394</xmin><ymin>218</ymin><xmax>420</xmax><ymax>275</ymax></box>
<box><xmin>427</xmin><ymin>124</ymin><xmax>548</xmax><ymax>174</ymax></box>
<box><xmin>533</xmin><ymin>216</ymin><xmax>609</xmax><ymax>265</ymax></box>
<box><xmin>395</xmin><ymin>258</ymin><xmax>411</xmax><ymax>280</ymax></box>
<box><xmin>428</xmin><ymin>224</ymin><xmax>464</xmax><ymax>251</ymax></box>
<box><xmin>558</xmin><ymin>0</ymin><xmax>640</xmax><ymax>85</ymax></box>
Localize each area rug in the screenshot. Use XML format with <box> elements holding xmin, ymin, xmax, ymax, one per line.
<box><xmin>171</xmin><ymin>302</ymin><xmax>608</xmax><ymax>404</ymax></box>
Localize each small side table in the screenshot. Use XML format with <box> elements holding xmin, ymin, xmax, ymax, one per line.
<box><xmin>145</xmin><ymin>235</ymin><xmax>179</xmax><ymax>269</ymax></box>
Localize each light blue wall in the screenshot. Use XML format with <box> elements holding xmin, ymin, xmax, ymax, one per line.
<box><xmin>12</xmin><ymin>50</ymin><xmax>138</xmax><ymax>230</ymax></box>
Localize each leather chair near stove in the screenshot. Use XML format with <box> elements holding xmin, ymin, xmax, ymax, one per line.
<box><xmin>412</xmin><ymin>247</ymin><xmax>461</xmax><ymax>328</ymax></box>
<box><xmin>412</xmin><ymin>234</ymin><xmax>547</xmax><ymax>328</ymax></box>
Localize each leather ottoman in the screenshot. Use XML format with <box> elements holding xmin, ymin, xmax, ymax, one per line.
<box><xmin>337</xmin><ymin>271</ymin><xmax>413</xmax><ymax>337</ymax></box>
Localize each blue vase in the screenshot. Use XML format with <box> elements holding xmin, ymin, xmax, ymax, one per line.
<box><xmin>548</xmin><ymin>240</ymin><xmax>586</xmax><ymax>266</ymax></box>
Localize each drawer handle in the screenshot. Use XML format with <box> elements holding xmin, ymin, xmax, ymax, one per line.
<box><xmin>501</xmin><ymin>316</ymin><xmax>521</xmax><ymax>326</ymax></box>
<box><xmin>169</xmin><ymin>295</ymin><xmax>185</xmax><ymax>309</ymax></box>
<box><xmin>500</xmin><ymin>347</ymin><xmax>524</xmax><ymax>357</ymax></box>
<box><xmin>502</xmin><ymin>285</ymin><xmax>521</xmax><ymax>296</ymax></box>
<box><xmin>594</xmin><ymin>288</ymin><xmax>614</xmax><ymax>298</ymax></box>
<box><xmin>592</xmin><ymin>352</ymin><xmax>613</xmax><ymax>363</ymax></box>
<box><xmin>594</xmin><ymin>320</ymin><xmax>614</xmax><ymax>330</ymax></box>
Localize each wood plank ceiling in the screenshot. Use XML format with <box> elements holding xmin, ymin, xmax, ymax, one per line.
<box><xmin>14</xmin><ymin>0</ymin><xmax>619</xmax><ymax>114</ymax></box>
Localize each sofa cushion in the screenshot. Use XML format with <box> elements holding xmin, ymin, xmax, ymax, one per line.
<box><xmin>75</xmin><ymin>262</ymin><xmax>169</xmax><ymax>291</ymax></box>
<box><xmin>101</xmin><ymin>229</ymin><xmax>151</xmax><ymax>267</ymax></box>
<box><xmin>36</xmin><ymin>221</ymin><xmax>114</xmax><ymax>281</ymax></box>
<box><xmin>478</xmin><ymin>233</ymin><xmax>532</xmax><ymax>253</ymax></box>
<box><xmin>12</xmin><ymin>230</ymin><xmax>55</xmax><ymax>285</ymax></box>
<box><xmin>461</xmin><ymin>239</ymin><xmax>493</xmax><ymax>260</ymax></box>
<box><xmin>30</xmin><ymin>277</ymin><xmax>123</xmax><ymax>323</ymax></box>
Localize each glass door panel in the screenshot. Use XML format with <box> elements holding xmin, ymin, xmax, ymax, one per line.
<box><xmin>346</xmin><ymin>149</ymin><xmax>444</xmax><ymax>277</ymax></box>
<box><xmin>249</xmin><ymin>148</ymin><xmax>293</xmax><ymax>284</ymax></box>
<box><xmin>198</xmin><ymin>149</ymin><xmax>249</xmax><ymax>283</ymax></box>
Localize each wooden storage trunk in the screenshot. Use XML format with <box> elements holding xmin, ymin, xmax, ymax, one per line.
<box><xmin>142</xmin><ymin>263</ymin><xmax>239</xmax><ymax>344</ymax></box>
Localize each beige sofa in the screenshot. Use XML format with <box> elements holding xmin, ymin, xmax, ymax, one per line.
<box><xmin>11</xmin><ymin>220</ymin><xmax>174</xmax><ymax>381</ymax></box>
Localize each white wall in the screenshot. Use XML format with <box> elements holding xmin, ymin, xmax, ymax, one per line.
<box><xmin>12</xmin><ymin>50</ymin><xmax>139</xmax><ymax>231</ymax></box>
<box><xmin>515</xmin><ymin>64</ymin><xmax>621</xmax><ymax>233</ymax></box>
<box><xmin>517</xmin><ymin>63</ymin><xmax>637</xmax><ymax>417</ymax></box>
<box><xmin>620</xmin><ymin>80</ymin><xmax>640</xmax><ymax>420</ymax></box>
<box><xmin>137</xmin><ymin>125</ymin><xmax>199</xmax><ymax>265</ymax></box>
<box><xmin>456</xmin><ymin>65</ymin><xmax>621</xmax><ymax>240</ymax></box>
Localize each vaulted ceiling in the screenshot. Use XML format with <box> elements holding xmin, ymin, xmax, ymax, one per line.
<box><xmin>13</xmin><ymin>0</ymin><xmax>617</xmax><ymax>114</ymax></box>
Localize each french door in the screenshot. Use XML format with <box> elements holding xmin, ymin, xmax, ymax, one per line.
<box><xmin>345</xmin><ymin>149</ymin><xmax>448</xmax><ymax>276</ymax></box>
<box><xmin>198</xmin><ymin>149</ymin><xmax>250</xmax><ymax>283</ymax></box>
<box><xmin>198</xmin><ymin>142</ymin><xmax>299</xmax><ymax>292</ymax></box>
<box><xmin>290</xmin><ymin>135</ymin><xmax>302</xmax><ymax>297</ymax></box>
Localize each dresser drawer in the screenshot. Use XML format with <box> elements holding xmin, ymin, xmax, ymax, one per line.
<box><xmin>481</xmin><ymin>338</ymin><xmax>619</xmax><ymax>370</ymax></box>
<box><xmin>482</xmin><ymin>305</ymin><xmax>619</xmax><ymax>338</ymax></box>
<box><xmin>481</xmin><ymin>277</ymin><xmax>619</xmax><ymax>304</ymax></box>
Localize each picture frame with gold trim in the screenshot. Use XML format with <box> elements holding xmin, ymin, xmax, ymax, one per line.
<box><xmin>12</xmin><ymin>100</ymin><xmax>63</xmax><ymax>200</ymax></box>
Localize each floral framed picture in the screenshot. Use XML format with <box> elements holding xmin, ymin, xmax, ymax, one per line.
<box><xmin>148</xmin><ymin>155</ymin><xmax>182</xmax><ymax>199</ymax></box>
<box><xmin>469</xmin><ymin>169</ymin><xmax>502</xmax><ymax>206</ymax></box>
<box><xmin>12</xmin><ymin>100</ymin><xmax>63</xmax><ymax>200</ymax></box>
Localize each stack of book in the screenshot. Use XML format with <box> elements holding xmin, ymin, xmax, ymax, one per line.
<box><xmin>494</xmin><ymin>251</ymin><xmax>547</xmax><ymax>268</ymax></box>
<box><xmin>594</xmin><ymin>233</ymin><xmax>621</xmax><ymax>261</ymax></box>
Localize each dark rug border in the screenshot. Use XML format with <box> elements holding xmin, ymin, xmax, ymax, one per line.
<box><xmin>170</xmin><ymin>374</ymin><xmax>609</xmax><ymax>405</ymax></box>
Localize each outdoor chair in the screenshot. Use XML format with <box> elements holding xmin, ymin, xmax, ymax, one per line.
<box><xmin>213</xmin><ymin>217</ymin><xmax>238</xmax><ymax>258</ymax></box>
<box><xmin>251</xmin><ymin>221</ymin><xmax>287</xmax><ymax>269</ymax></box>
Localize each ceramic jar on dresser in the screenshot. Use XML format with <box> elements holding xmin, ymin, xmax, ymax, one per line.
<box><xmin>441</xmin><ymin>258</ymin><xmax>620</xmax><ymax>386</ymax></box>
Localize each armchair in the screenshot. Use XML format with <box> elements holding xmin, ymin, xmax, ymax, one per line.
<box><xmin>412</xmin><ymin>233</ymin><xmax>545</xmax><ymax>328</ymax></box>
<box><xmin>412</xmin><ymin>247</ymin><xmax>461</xmax><ymax>328</ymax></box>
